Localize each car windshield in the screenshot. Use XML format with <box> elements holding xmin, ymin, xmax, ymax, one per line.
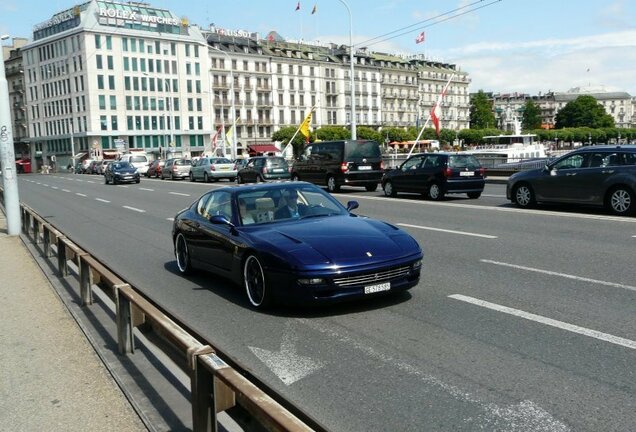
<box><xmin>236</xmin><ymin>185</ymin><xmax>347</xmax><ymax>225</ymax></box>
<box><xmin>449</xmin><ymin>155</ymin><xmax>481</xmax><ymax>169</ymax></box>
<box><xmin>212</xmin><ymin>158</ymin><xmax>232</xmax><ymax>164</ymax></box>
<box><xmin>131</xmin><ymin>155</ymin><xmax>147</xmax><ymax>163</ymax></box>
<box><xmin>113</xmin><ymin>162</ymin><xmax>132</xmax><ymax>169</ymax></box>
<box><xmin>344</xmin><ymin>141</ymin><xmax>381</xmax><ymax>158</ymax></box>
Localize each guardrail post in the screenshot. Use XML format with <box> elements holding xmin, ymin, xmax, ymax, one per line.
<box><xmin>79</xmin><ymin>256</ymin><xmax>94</xmax><ymax>305</ymax></box>
<box><xmin>43</xmin><ymin>226</ymin><xmax>52</xmax><ymax>258</ymax></box>
<box><xmin>116</xmin><ymin>285</ymin><xmax>135</xmax><ymax>354</ymax></box>
<box><xmin>57</xmin><ymin>237</ymin><xmax>68</xmax><ymax>276</ymax></box>
<box><xmin>192</xmin><ymin>349</ymin><xmax>220</xmax><ymax>432</ymax></box>
<box><xmin>24</xmin><ymin>211</ymin><xmax>32</xmax><ymax>237</ymax></box>
<box><xmin>33</xmin><ymin>218</ymin><xmax>40</xmax><ymax>244</ymax></box>
<box><xmin>21</xmin><ymin>207</ymin><xmax>27</xmax><ymax>234</ymax></box>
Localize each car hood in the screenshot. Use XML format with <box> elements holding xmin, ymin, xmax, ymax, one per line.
<box><xmin>254</xmin><ymin>215</ymin><xmax>420</xmax><ymax>268</ymax></box>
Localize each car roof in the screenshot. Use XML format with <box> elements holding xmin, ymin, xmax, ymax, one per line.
<box><xmin>207</xmin><ymin>181</ymin><xmax>315</xmax><ymax>195</ymax></box>
<box><xmin>571</xmin><ymin>145</ymin><xmax>636</xmax><ymax>152</ymax></box>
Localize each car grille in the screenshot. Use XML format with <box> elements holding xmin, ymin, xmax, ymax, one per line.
<box><xmin>332</xmin><ymin>265</ymin><xmax>411</xmax><ymax>287</ymax></box>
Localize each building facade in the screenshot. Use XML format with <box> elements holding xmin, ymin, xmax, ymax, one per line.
<box><xmin>21</xmin><ymin>1</ymin><xmax>212</xmax><ymax>166</ymax></box>
<box><xmin>3</xmin><ymin>38</ymin><xmax>30</xmax><ymax>159</ymax></box>
<box><xmin>489</xmin><ymin>86</ymin><xmax>635</xmax><ymax>130</ymax></box>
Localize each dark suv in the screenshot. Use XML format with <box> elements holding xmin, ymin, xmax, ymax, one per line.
<box><xmin>291</xmin><ymin>140</ymin><xmax>383</xmax><ymax>192</ymax></box>
<box><xmin>236</xmin><ymin>156</ymin><xmax>291</xmax><ymax>183</ymax></box>
<box><xmin>507</xmin><ymin>145</ymin><xmax>636</xmax><ymax>216</ymax></box>
<box><xmin>382</xmin><ymin>153</ymin><xmax>486</xmax><ymax>200</ymax></box>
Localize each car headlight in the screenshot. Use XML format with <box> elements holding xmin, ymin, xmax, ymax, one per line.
<box><xmin>411</xmin><ymin>260</ymin><xmax>422</xmax><ymax>269</ymax></box>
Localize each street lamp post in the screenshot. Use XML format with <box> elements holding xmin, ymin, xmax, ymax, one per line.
<box><xmin>338</xmin><ymin>0</ymin><xmax>356</xmax><ymax>140</ymax></box>
<box><xmin>210</xmin><ymin>46</ymin><xmax>236</xmax><ymax>159</ymax></box>
<box><xmin>0</xmin><ymin>34</ymin><xmax>21</xmax><ymax>235</ymax></box>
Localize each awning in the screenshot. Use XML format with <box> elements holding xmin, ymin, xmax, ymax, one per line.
<box><xmin>247</xmin><ymin>144</ymin><xmax>280</xmax><ymax>155</ymax></box>
<box><xmin>102</xmin><ymin>150</ymin><xmax>120</xmax><ymax>159</ymax></box>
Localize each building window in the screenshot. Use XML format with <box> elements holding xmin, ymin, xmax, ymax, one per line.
<box><xmin>96</xmin><ymin>55</ymin><xmax>103</xmax><ymax>69</ymax></box>
<box><xmin>107</xmin><ymin>55</ymin><xmax>113</xmax><ymax>70</ymax></box>
<box><xmin>100</xmin><ymin>115</ymin><xmax>108</xmax><ymax>130</ymax></box>
<box><xmin>108</xmin><ymin>76</ymin><xmax>115</xmax><ymax>90</ymax></box>
<box><xmin>111</xmin><ymin>115</ymin><xmax>118</xmax><ymax>130</ymax></box>
<box><xmin>110</xmin><ymin>95</ymin><xmax>117</xmax><ymax>110</ymax></box>
<box><xmin>95</xmin><ymin>34</ymin><xmax>101</xmax><ymax>49</ymax></box>
<box><xmin>106</xmin><ymin>35</ymin><xmax>112</xmax><ymax>50</ymax></box>
<box><xmin>99</xmin><ymin>95</ymin><xmax>106</xmax><ymax>110</ymax></box>
<box><xmin>97</xmin><ymin>75</ymin><xmax>104</xmax><ymax>90</ymax></box>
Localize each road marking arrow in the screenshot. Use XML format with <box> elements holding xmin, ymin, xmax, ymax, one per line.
<box><xmin>249</xmin><ymin>324</ymin><xmax>325</xmax><ymax>385</ymax></box>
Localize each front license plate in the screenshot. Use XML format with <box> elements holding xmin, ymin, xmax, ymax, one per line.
<box><xmin>358</xmin><ymin>165</ymin><xmax>372</xmax><ymax>170</ymax></box>
<box><xmin>364</xmin><ymin>282</ymin><xmax>390</xmax><ymax>294</ymax></box>
<box><xmin>459</xmin><ymin>171</ymin><xmax>475</xmax><ymax>177</ymax></box>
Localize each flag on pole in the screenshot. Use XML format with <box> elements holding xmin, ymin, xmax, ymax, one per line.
<box><xmin>311</xmin><ymin>4</ymin><xmax>317</xmax><ymax>14</ymax></box>
<box><xmin>295</xmin><ymin>2</ymin><xmax>300</xmax><ymax>11</ymax></box>
<box><xmin>225</xmin><ymin>125</ymin><xmax>234</xmax><ymax>145</ymax></box>
<box><xmin>299</xmin><ymin>111</ymin><xmax>312</xmax><ymax>143</ymax></box>
<box><xmin>430</xmin><ymin>74</ymin><xmax>454</xmax><ymax>136</ymax></box>
<box><xmin>211</xmin><ymin>126</ymin><xmax>222</xmax><ymax>152</ymax></box>
<box><xmin>415</xmin><ymin>31</ymin><xmax>425</xmax><ymax>44</ymax></box>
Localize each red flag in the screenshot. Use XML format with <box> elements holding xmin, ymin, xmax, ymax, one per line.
<box><xmin>295</xmin><ymin>2</ymin><xmax>300</xmax><ymax>11</ymax></box>
<box><xmin>415</xmin><ymin>31</ymin><xmax>425</xmax><ymax>44</ymax></box>
<box><xmin>267</xmin><ymin>33</ymin><xmax>274</xmax><ymax>42</ymax></box>
<box><xmin>430</xmin><ymin>75</ymin><xmax>454</xmax><ymax>136</ymax></box>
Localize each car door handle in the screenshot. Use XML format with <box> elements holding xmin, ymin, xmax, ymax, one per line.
<box><xmin>601</xmin><ymin>170</ymin><xmax>615</xmax><ymax>174</ymax></box>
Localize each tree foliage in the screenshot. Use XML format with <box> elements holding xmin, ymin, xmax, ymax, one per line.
<box><xmin>469</xmin><ymin>90</ymin><xmax>497</xmax><ymax>129</ymax></box>
<box><xmin>271</xmin><ymin>126</ymin><xmax>309</xmax><ymax>157</ymax></box>
<box><xmin>554</xmin><ymin>95</ymin><xmax>615</xmax><ymax>129</ymax></box>
<box><xmin>521</xmin><ymin>100</ymin><xmax>542</xmax><ymax>130</ymax></box>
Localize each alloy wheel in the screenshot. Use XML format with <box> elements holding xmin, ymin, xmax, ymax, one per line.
<box><xmin>175</xmin><ymin>233</ymin><xmax>192</xmax><ymax>274</ymax></box>
<box><xmin>244</xmin><ymin>255</ymin><xmax>267</xmax><ymax>308</ymax></box>
<box><xmin>609</xmin><ymin>188</ymin><xmax>633</xmax><ymax>215</ymax></box>
<box><xmin>383</xmin><ymin>181</ymin><xmax>395</xmax><ymax>197</ymax></box>
<box><xmin>514</xmin><ymin>184</ymin><xmax>534</xmax><ymax>208</ymax></box>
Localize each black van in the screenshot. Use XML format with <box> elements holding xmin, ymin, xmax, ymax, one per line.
<box><xmin>290</xmin><ymin>140</ymin><xmax>384</xmax><ymax>192</ymax></box>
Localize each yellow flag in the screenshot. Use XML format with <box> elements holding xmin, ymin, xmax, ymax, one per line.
<box><xmin>299</xmin><ymin>111</ymin><xmax>312</xmax><ymax>139</ymax></box>
<box><xmin>225</xmin><ymin>125</ymin><xmax>234</xmax><ymax>144</ymax></box>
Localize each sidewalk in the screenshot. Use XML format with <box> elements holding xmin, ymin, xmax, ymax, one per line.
<box><xmin>0</xmin><ymin>211</ymin><xmax>146</xmax><ymax>431</ymax></box>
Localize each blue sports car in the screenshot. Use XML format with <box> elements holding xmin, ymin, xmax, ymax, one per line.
<box><xmin>172</xmin><ymin>182</ymin><xmax>423</xmax><ymax>308</ymax></box>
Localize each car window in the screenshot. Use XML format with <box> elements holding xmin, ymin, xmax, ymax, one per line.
<box><xmin>401</xmin><ymin>156</ymin><xmax>423</xmax><ymax>171</ymax></box>
<box><xmin>203</xmin><ymin>191</ymin><xmax>232</xmax><ymax>220</ymax></box>
<box><xmin>449</xmin><ymin>155</ymin><xmax>481</xmax><ymax>169</ymax></box>
<box><xmin>344</xmin><ymin>141</ymin><xmax>381</xmax><ymax>159</ymax></box>
<box><xmin>553</xmin><ymin>154</ymin><xmax>585</xmax><ymax>170</ymax></box>
<box><xmin>214</xmin><ymin>158</ymin><xmax>232</xmax><ymax>164</ymax></box>
<box><xmin>622</xmin><ymin>152</ymin><xmax>636</xmax><ymax>166</ymax></box>
<box><xmin>131</xmin><ymin>155</ymin><xmax>147</xmax><ymax>163</ymax></box>
<box><xmin>587</xmin><ymin>153</ymin><xmax>606</xmax><ymax>168</ymax></box>
<box><xmin>423</xmin><ymin>155</ymin><xmax>442</xmax><ymax>168</ymax></box>
<box><xmin>266</xmin><ymin>158</ymin><xmax>287</xmax><ymax>167</ymax></box>
<box><xmin>197</xmin><ymin>193</ymin><xmax>212</xmax><ymax>217</ymax></box>
<box><xmin>175</xmin><ymin>159</ymin><xmax>191</xmax><ymax>166</ymax></box>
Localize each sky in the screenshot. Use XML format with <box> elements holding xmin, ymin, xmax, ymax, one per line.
<box><xmin>2</xmin><ymin>0</ymin><xmax>636</xmax><ymax>95</ymax></box>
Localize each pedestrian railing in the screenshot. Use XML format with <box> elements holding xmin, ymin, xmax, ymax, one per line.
<box><xmin>2</xmin><ymin>189</ymin><xmax>319</xmax><ymax>432</ymax></box>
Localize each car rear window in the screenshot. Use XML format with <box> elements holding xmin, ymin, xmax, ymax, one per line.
<box><xmin>175</xmin><ymin>159</ymin><xmax>191</xmax><ymax>166</ymax></box>
<box><xmin>131</xmin><ymin>155</ymin><xmax>147</xmax><ymax>163</ymax></box>
<box><xmin>213</xmin><ymin>158</ymin><xmax>232</xmax><ymax>164</ymax></box>
<box><xmin>344</xmin><ymin>141</ymin><xmax>381</xmax><ymax>159</ymax></box>
<box><xmin>449</xmin><ymin>155</ymin><xmax>481</xmax><ymax>169</ymax></box>
<box><xmin>266</xmin><ymin>158</ymin><xmax>288</xmax><ymax>167</ymax></box>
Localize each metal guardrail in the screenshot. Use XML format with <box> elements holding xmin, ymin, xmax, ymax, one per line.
<box><xmin>2</xmin><ymin>189</ymin><xmax>317</xmax><ymax>432</ymax></box>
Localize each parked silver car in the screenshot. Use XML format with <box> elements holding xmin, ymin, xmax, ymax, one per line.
<box><xmin>189</xmin><ymin>157</ymin><xmax>237</xmax><ymax>182</ymax></box>
<box><xmin>161</xmin><ymin>158</ymin><xmax>191</xmax><ymax>180</ymax></box>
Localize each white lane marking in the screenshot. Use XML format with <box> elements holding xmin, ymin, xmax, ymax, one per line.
<box><xmin>42</xmin><ymin>184</ymin><xmax>49</xmax><ymax>187</ymax></box>
<box><xmin>449</xmin><ymin>294</ymin><xmax>636</xmax><ymax>350</ymax></box>
<box><xmin>35</xmin><ymin>182</ymin><xmax>41</xmax><ymax>185</ymax></box>
<box><xmin>481</xmin><ymin>259</ymin><xmax>636</xmax><ymax>293</ymax></box>
<box><xmin>122</xmin><ymin>205</ymin><xmax>145</xmax><ymax>213</ymax></box>
<box><xmin>95</xmin><ymin>198</ymin><xmax>110</xmax><ymax>203</ymax></box>
<box><xmin>300</xmin><ymin>318</ymin><xmax>570</xmax><ymax>430</ymax></box>
<box><xmin>51</xmin><ymin>186</ymin><xmax>58</xmax><ymax>190</ymax></box>
<box><xmin>75</xmin><ymin>193</ymin><xmax>87</xmax><ymax>197</ymax></box>
<box><xmin>75</xmin><ymin>179</ymin><xmax>84</xmax><ymax>182</ymax></box>
<box><xmin>62</xmin><ymin>189</ymin><xmax>71</xmax><ymax>193</ymax></box>
<box><xmin>139</xmin><ymin>187</ymin><xmax>155</xmax><ymax>191</ymax></box>
<box><xmin>398</xmin><ymin>223</ymin><xmax>497</xmax><ymax>239</ymax></box>
<box><xmin>344</xmin><ymin>193</ymin><xmax>636</xmax><ymax>223</ymax></box>
<box><xmin>118</xmin><ymin>185</ymin><xmax>129</xmax><ymax>188</ymax></box>
<box><xmin>86</xmin><ymin>180</ymin><xmax>95</xmax><ymax>184</ymax></box>
<box><xmin>166</xmin><ymin>217</ymin><xmax>174</xmax><ymax>221</ymax></box>
<box><xmin>169</xmin><ymin>192</ymin><xmax>191</xmax><ymax>197</ymax></box>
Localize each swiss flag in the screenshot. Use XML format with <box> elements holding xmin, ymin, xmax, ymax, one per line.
<box><xmin>415</xmin><ymin>31</ymin><xmax>425</xmax><ymax>44</ymax></box>
<box><xmin>431</xmin><ymin>104</ymin><xmax>441</xmax><ymax>136</ymax></box>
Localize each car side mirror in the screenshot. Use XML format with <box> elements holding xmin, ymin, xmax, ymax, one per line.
<box><xmin>346</xmin><ymin>201</ymin><xmax>359</xmax><ymax>212</ymax></box>
<box><xmin>209</xmin><ymin>214</ymin><xmax>234</xmax><ymax>228</ymax></box>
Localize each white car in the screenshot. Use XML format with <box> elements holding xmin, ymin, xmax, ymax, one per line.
<box><xmin>119</xmin><ymin>153</ymin><xmax>149</xmax><ymax>175</ymax></box>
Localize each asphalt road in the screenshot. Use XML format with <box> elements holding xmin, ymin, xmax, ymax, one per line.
<box><xmin>16</xmin><ymin>173</ymin><xmax>636</xmax><ymax>432</ymax></box>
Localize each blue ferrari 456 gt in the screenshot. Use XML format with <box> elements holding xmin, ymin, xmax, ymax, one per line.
<box><xmin>172</xmin><ymin>182</ymin><xmax>423</xmax><ymax>308</ymax></box>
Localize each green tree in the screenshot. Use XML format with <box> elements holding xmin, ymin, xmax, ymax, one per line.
<box><xmin>521</xmin><ymin>100</ymin><xmax>542</xmax><ymax>130</ymax></box>
<box><xmin>356</xmin><ymin>126</ymin><xmax>383</xmax><ymax>144</ymax></box>
<box><xmin>555</xmin><ymin>95</ymin><xmax>615</xmax><ymax>129</ymax></box>
<box><xmin>469</xmin><ymin>90</ymin><xmax>497</xmax><ymax>129</ymax></box>
<box><xmin>313</xmin><ymin>126</ymin><xmax>350</xmax><ymax>141</ymax></box>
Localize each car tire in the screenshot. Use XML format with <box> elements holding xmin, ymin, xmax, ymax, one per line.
<box><xmin>135</xmin><ymin>179</ymin><xmax>140</xmax><ymax>184</ymax></box>
<box><xmin>204</xmin><ymin>172</ymin><xmax>209</xmax><ymax>183</ymax></box>
<box><xmin>292</xmin><ymin>174</ymin><xmax>300</xmax><ymax>182</ymax></box>
<box><xmin>467</xmin><ymin>192</ymin><xmax>482</xmax><ymax>199</ymax></box>
<box><xmin>174</xmin><ymin>233</ymin><xmax>193</xmax><ymax>275</ymax></box>
<box><xmin>243</xmin><ymin>254</ymin><xmax>270</xmax><ymax>309</ymax></box>
<box><xmin>113</xmin><ymin>178</ymin><xmax>118</xmax><ymax>185</ymax></box>
<box><xmin>156</xmin><ymin>171</ymin><xmax>160</xmax><ymax>178</ymax></box>
<box><xmin>161</xmin><ymin>173</ymin><xmax>165</xmax><ymax>180</ymax></box>
<box><xmin>383</xmin><ymin>181</ymin><xmax>396</xmax><ymax>197</ymax></box>
<box><xmin>365</xmin><ymin>183</ymin><xmax>378</xmax><ymax>192</ymax></box>
<box><xmin>171</xmin><ymin>173</ymin><xmax>176</xmax><ymax>181</ymax></box>
<box><xmin>513</xmin><ymin>183</ymin><xmax>535</xmax><ymax>208</ymax></box>
<box><xmin>237</xmin><ymin>175</ymin><xmax>243</xmax><ymax>184</ymax></box>
<box><xmin>104</xmin><ymin>176</ymin><xmax>109</xmax><ymax>185</ymax></box>
<box><xmin>190</xmin><ymin>173</ymin><xmax>195</xmax><ymax>182</ymax></box>
<box><xmin>327</xmin><ymin>176</ymin><xmax>339</xmax><ymax>193</ymax></box>
<box><xmin>606</xmin><ymin>186</ymin><xmax>634</xmax><ymax>216</ymax></box>
<box><xmin>427</xmin><ymin>183</ymin><xmax>444</xmax><ymax>201</ymax></box>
